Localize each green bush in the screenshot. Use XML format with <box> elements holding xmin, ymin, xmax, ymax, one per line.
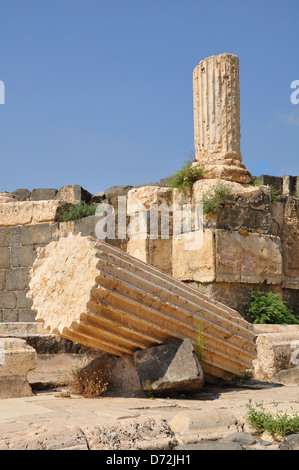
<box><xmin>57</xmin><ymin>202</ymin><xmax>97</xmax><ymax>222</ymax></box>
<box><xmin>246</xmin><ymin>400</ymin><xmax>299</xmax><ymax>438</ymax></box>
<box><xmin>202</xmin><ymin>184</ymin><xmax>232</xmax><ymax>214</ymax></box>
<box><xmin>246</xmin><ymin>290</ymin><xmax>299</xmax><ymax>324</ymax></box>
<box><xmin>167</xmin><ymin>160</ymin><xmax>207</xmax><ymax>193</ymax></box>
<box><xmin>270</xmin><ymin>185</ymin><xmax>280</xmax><ymax>203</ymax></box>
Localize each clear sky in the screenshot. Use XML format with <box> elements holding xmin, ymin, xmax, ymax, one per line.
<box><xmin>0</xmin><ymin>0</ymin><xmax>298</xmax><ymax>195</ymax></box>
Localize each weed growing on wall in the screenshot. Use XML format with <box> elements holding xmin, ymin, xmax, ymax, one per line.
<box><xmin>57</xmin><ymin>202</ymin><xmax>97</xmax><ymax>222</ymax></box>
<box><xmin>202</xmin><ymin>184</ymin><xmax>232</xmax><ymax>214</ymax></box>
<box><xmin>167</xmin><ymin>160</ymin><xmax>208</xmax><ymax>193</ymax></box>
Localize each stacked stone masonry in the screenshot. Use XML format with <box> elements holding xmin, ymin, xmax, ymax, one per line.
<box><xmin>0</xmin><ymin>178</ymin><xmax>298</xmax><ymax>325</ymax></box>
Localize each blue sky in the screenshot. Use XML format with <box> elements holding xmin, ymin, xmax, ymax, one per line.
<box><xmin>0</xmin><ymin>0</ymin><xmax>298</xmax><ymax>195</ymax></box>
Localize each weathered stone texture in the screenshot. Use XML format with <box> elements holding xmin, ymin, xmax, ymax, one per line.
<box><xmin>56</xmin><ymin>185</ymin><xmax>92</xmax><ymax>204</ymax></box>
<box><xmin>5</xmin><ymin>267</ymin><xmax>30</xmax><ymax>291</ymax></box>
<box><xmin>253</xmin><ymin>330</ymin><xmax>299</xmax><ymax>384</ymax></box>
<box><xmin>30</xmin><ymin>188</ymin><xmax>58</xmax><ymax>201</ymax></box>
<box><xmin>134</xmin><ymin>339</ymin><xmax>204</xmax><ymax>393</ymax></box>
<box><xmin>271</xmin><ymin>197</ymin><xmax>299</xmax><ymax>289</ymax></box>
<box><xmin>0</xmin><ymin>200</ymin><xmax>69</xmax><ymax>227</ymax></box>
<box><xmin>27</xmin><ymin>233</ymin><xmax>256</xmax><ymax>382</ymax></box>
<box><xmin>0</xmin><ymin>337</ymin><xmax>37</xmax><ymax>398</ymax></box>
<box><xmin>172</xmin><ymin>229</ymin><xmax>215</xmax><ymax>282</ymax></box>
<box><xmin>215</xmin><ymin>230</ymin><xmax>282</xmax><ymax>284</ymax></box>
<box><xmin>193</xmin><ymin>53</ymin><xmax>251</xmax><ymax>183</ymax></box>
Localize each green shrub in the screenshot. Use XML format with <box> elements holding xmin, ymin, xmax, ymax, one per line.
<box><xmin>246</xmin><ymin>290</ymin><xmax>299</xmax><ymax>324</ymax></box>
<box><xmin>270</xmin><ymin>185</ymin><xmax>280</xmax><ymax>203</ymax></box>
<box><xmin>57</xmin><ymin>202</ymin><xmax>97</xmax><ymax>222</ymax></box>
<box><xmin>202</xmin><ymin>184</ymin><xmax>232</xmax><ymax>214</ymax></box>
<box><xmin>195</xmin><ymin>311</ymin><xmax>205</xmax><ymax>362</ymax></box>
<box><xmin>167</xmin><ymin>160</ymin><xmax>208</xmax><ymax>193</ymax></box>
<box><xmin>246</xmin><ymin>400</ymin><xmax>299</xmax><ymax>438</ymax></box>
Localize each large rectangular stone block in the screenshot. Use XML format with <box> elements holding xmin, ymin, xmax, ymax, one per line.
<box><xmin>5</xmin><ymin>267</ymin><xmax>30</xmax><ymax>291</ymax></box>
<box><xmin>0</xmin><ymin>337</ymin><xmax>37</xmax><ymax>398</ymax></box>
<box><xmin>0</xmin><ymin>201</ymin><xmax>69</xmax><ymax>227</ymax></box>
<box><xmin>11</xmin><ymin>245</ymin><xmax>35</xmax><ymax>267</ymax></box>
<box><xmin>16</xmin><ymin>290</ymin><xmax>33</xmax><ymax>309</ymax></box>
<box><xmin>0</xmin><ymin>227</ymin><xmax>21</xmax><ymax>247</ymax></box>
<box><xmin>21</xmin><ymin>223</ymin><xmax>52</xmax><ymax>245</ymax></box>
<box><xmin>30</xmin><ymin>188</ymin><xmax>58</xmax><ymax>201</ymax></box>
<box><xmin>215</xmin><ymin>230</ymin><xmax>282</xmax><ymax>284</ymax></box>
<box><xmin>0</xmin><ymin>291</ymin><xmax>17</xmax><ymax>309</ymax></box>
<box><xmin>56</xmin><ymin>185</ymin><xmax>92</xmax><ymax>204</ymax></box>
<box><xmin>17</xmin><ymin>308</ymin><xmax>36</xmax><ymax>322</ymax></box>
<box><xmin>127</xmin><ymin>237</ymin><xmax>172</xmax><ymax>275</ymax></box>
<box><xmin>172</xmin><ymin>229</ymin><xmax>215</xmax><ymax>282</ymax></box>
<box><xmin>0</xmin><ymin>270</ymin><xmax>5</xmax><ymax>290</ymax></box>
<box><xmin>0</xmin><ymin>247</ymin><xmax>10</xmax><ymax>269</ymax></box>
<box><xmin>1</xmin><ymin>309</ymin><xmax>18</xmax><ymax>322</ymax></box>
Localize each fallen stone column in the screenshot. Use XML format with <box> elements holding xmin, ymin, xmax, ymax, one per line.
<box><xmin>28</xmin><ymin>233</ymin><xmax>257</xmax><ymax>382</ymax></box>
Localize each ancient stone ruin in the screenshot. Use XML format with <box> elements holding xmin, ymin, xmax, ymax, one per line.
<box><xmin>0</xmin><ymin>53</ymin><xmax>298</xmax><ymax>398</ymax></box>
<box><xmin>193</xmin><ymin>53</ymin><xmax>252</xmax><ymax>183</ymax></box>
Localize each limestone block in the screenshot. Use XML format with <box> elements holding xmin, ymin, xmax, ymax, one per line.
<box><xmin>0</xmin><ymin>337</ymin><xmax>36</xmax><ymax>378</ymax></box>
<box><xmin>0</xmin><ymin>337</ymin><xmax>37</xmax><ymax>397</ymax></box>
<box><xmin>127</xmin><ymin>237</ymin><xmax>172</xmax><ymax>275</ymax></box>
<box><xmin>21</xmin><ymin>223</ymin><xmax>53</xmax><ymax>245</ymax></box>
<box><xmin>82</xmin><ymin>416</ymin><xmax>176</xmax><ymax>450</ymax></box>
<box><xmin>169</xmin><ymin>409</ymin><xmax>238</xmax><ymax>444</ymax></box>
<box><xmin>0</xmin><ymin>376</ymin><xmax>34</xmax><ymax>399</ymax></box>
<box><xmin>134</xmin><ymin>339</ymin><xmax>204</xmax><ymax>394</ymax></box>
<box><xmin>11</xmin><ymin>189</ymin><xmax>31</xmax><ymax>201</ymax></box>
<box><xmin>5</xmin><ymin>267</ymin><xmax>30</xmax><ymax>291</ymax></box>
<box><xmin>0</xmin><ymin>291</ymin><xmax>17</xmax><ymax>309</ymax></box>
<box><xmin>127</xmin><ymin>186</ymin><xmax>173</xmax><ymax>211</ymax></box>
<box><xmin>0</xmin><ymin>226</ymin><xmax>21</xmax><ymax>246</ymax></box>
<box><xmin>0</xmin><ymin>200</ymin><xmax>70</xmax><ymax>227</ymax></box>
<box><xmin>215</xmin><ymin>230</ymin><xmax>282</xmax><ymax>284</ymax></box>
<box><xmin>27</xmin><ymin>232</ymin><xmax>256</xmax><ymax>381</ymax></box>
<box><xmin>0</xmin><ymin>193</ymin><xmax>18</xmax><ymax>203</ymax></box>
<box><xmin>56</xmin><ymin>185</ymin><xmax>92</xmax><ymax>204</ymax></box>
<box><xmin>256</xmin><ymin>175</ymin><xmax>283</xmax><ymax>194</ymax></box>
<box><xmin>0</xmin><ymin>247</ymin><xmax>10</xmax><ymax>269</ymax></box>
<box><xmin>0</xmin><ymin>270</ymin><xmax>5</xmax><ymax>290</ymax></box>
<box><xmin>282</xmin><ymin>175</ymin><xmax>297</xmax><ymax>196</ymax></box>
<box><xmin>253</xmin><ymin>330</ymin><xmax>299</xmax><ymax>384</ymax></box>
<box><xmin>30</xmin><ymin>188</ymin><xmax>58</xmax><ymax>201</ymax></box>
<box><xmin>192</xmin><ymin>179</ymin><xmax>270</xmax><ymax>206</ymax></box>
<box><xmin>280</xmin><ymin>198</ymin><xmax>299</xmax><ymax>287</ymax></box>
<box><xmin>11</xmin><ymin>245</ymin><xmax>35</xmax><ymax>267</ymax></box>
<box><xmin>172</xmin><ymin>229</ymin><xmax>215</xmax><ymax>282</ymax></box>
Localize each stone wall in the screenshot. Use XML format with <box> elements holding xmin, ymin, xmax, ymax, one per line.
<box><xmin>0</xmin><ymin>177</ymin><xmax>298</xmax><ymax>324</ymax></box>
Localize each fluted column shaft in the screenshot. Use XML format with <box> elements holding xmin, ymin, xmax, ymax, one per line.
<box><xmin>193</xmin><ymin>53</ymin><xmax>251</xmax><ymax>183</ymax></box>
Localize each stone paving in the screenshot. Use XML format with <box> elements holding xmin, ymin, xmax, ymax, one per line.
<box><xmin>0</xmin><ymin>382</ymin><xmax>298</xmax><ymax>450</ymax></box>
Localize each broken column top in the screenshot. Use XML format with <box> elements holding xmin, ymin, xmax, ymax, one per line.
<box><xmin>193</xmin><ymin>52</ymin><xmax>251</xmax><ymax>184</ymax></box>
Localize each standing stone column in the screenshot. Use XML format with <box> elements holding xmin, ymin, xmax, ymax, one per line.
<box><xmin>193</xmin><ymin>53</ymin><xmax>251</xmax><ymax>183</ymax></box>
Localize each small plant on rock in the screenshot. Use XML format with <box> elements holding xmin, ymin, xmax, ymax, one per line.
<box><xmin>202</xmin><ymin>184</ymin><xmax>232</xmax><ymax>214</ymax></box>
<box><xmin>57</xmin><ymin>201</ymin><xmax>97</xmax><ymax>222</ymax></box>
<box><xmin>246</xmin><ymin>400</ymin><xmax>299</xmax><ymax>438</ymax></box>
<box><xmin>167</xmin><ymin>159</ymin><xmax>208</xmax><ymax>193</ymax></box>
<box><xmin>195</xmin><ymin>311</ymin><xmax>205</xmax><ymax>362</ymax></box>
<box><xmin>70</xmin><ymin>353</ymin><xmax>111</xmax><ymax>398</ymax></box>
